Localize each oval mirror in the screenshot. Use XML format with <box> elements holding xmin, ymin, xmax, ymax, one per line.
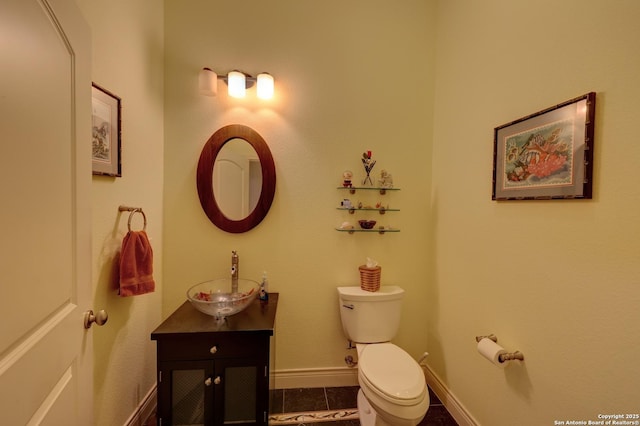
<box><xmin>197</xmin><ymin>125</ymin><xmax>276</xmax><ymax>233</ymax></box>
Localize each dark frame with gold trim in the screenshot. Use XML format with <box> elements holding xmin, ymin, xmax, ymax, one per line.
<box><xmin>492</xmin><ymin>92</ymin><xmax>595</xmax><ymax>200</ymax></box>
<box><xmin>91</xmin><ymin>83</ymin><xmax>122</xmax><ymax>177</ymax></box>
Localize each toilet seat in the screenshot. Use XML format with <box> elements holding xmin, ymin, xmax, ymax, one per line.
<box><xmin>358</xmin><ymin>343</ymin><xmax>426</xmax><ymax>406</ymax></box>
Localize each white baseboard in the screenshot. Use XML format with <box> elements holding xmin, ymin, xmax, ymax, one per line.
<box><xmin>272</xmin><ymin>367</ymin><xmax>359</xmax><ymax>389</ymax></box>
<box><xmin>125</xmin><ymin>384</ymin><xmax>157</xmax><ymax>426</ymax></box>
<box><xmin>422</xmin><ymin>365</ymin><xmax>478</xmax><ymax>426</ymax></box>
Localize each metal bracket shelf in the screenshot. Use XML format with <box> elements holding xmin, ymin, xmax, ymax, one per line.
<box><xmin>336</xmin><ymin>207</ymin><xmax>400</xmax><ymax>215</ymax></box>
<box><xmin>335</xmin><ymin>228</ymin><xmax>400</xmax><ymax>234</ymax></box>
<box><xmin>337</xmin><ymin>186</ymin><xmax>400</xmax><ymax>195</ymax></box>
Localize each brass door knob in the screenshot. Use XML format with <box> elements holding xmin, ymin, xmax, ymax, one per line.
<box><xmin>84</xmin><ymin>309</ymin><xmax>108</xmax><ymax>329</ymax></box>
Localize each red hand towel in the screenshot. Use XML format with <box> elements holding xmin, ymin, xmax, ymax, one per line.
<box><xmin>119</xmin><ymin>230</ymin><xmax>155</xmax><ymax>296</ymax></box>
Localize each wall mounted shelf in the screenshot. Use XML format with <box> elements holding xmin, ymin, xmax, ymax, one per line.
<box><xmin>335</xmin><ymin>227</ymin><xmax>400</xmax><ymax>234</ymax></box>
<box><xmin>336</xmin><ymin>185</ymin><xmax>401</xmax><ymax>234</ymax></box>
<box><xmin>337</xmin><ymin>186</ymin><xmax>400</xmax><ymax>195</ymax></box>
<box><xmin>336</xmin><ymin>207</ymin><xmax>400</xmax><ymax>215</ymax></box>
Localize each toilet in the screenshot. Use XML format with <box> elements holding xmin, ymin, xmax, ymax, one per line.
<box><xmin>337</xmin><ymin>286</ymin><xmax>429</xmax><ymax>426</ymax></box>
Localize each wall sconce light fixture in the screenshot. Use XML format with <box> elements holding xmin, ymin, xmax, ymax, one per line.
<box><xmin>199</xmin><ymin>68</ymin><xmax>274</xmax><ymax>100</ymax></box>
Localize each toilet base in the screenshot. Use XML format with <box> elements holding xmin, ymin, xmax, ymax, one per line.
<box><xmin>357</xmin><ymin>388</ymin><xmax>429</xmax><ymax>426</ymax></box>
<box><xmin>357</xmin><ymin>389</ymin><xmax>382</xmax><ymax>426</ymax></box>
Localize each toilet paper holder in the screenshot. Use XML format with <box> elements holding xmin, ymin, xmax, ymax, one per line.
<box><xmin>475</xmin><ymin>334</ymin><xmax>525</xmax><ymax>362</ymax></box>
<box><xmin>475</xmin><ymin>334</ymin><xmax>498</xmax><ymax>343</ymax></box>
<box><xmin>498</xmin><ymin>351</ymin><xmax>525</xmax><ymax>362</ymax></box>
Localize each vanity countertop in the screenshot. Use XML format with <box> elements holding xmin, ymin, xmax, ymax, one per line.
<box><xmin>151</xmin><ymin>293</ymin><xmax>278</xmax><ymax>340</ymax></box>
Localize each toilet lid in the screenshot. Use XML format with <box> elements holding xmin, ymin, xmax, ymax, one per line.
<box><xmin>359</xmin><ymin>343</ymin><xmax>425</xmax><ymax>402</ymax></box>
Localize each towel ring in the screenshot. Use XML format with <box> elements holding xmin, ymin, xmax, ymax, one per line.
<box><xmin>118</xmin><ymin>206</ymin><xmax>147</xmax><ymax>232</ymax></box>
<box><xmin>127</xmin><ymin>209</ymin><xmax>147</xmax><ymax>232</ymax></box>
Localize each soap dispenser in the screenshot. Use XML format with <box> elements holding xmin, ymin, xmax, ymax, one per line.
<box><xmin>259</xmin><ymin>272</ymin><xmax>269</xmax><ymax>301</ymax></box>
<box><xmin>231</xmin><ymin>250</ymin><xmax>239</xmax><ymax>293</ymax></box>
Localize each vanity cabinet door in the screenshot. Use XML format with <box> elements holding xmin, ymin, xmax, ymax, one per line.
<box><xmin>156</xmin><ymin>352</ymin><xmax>269</xmax><ymax>425</ymax></box>
<box><xmin>213</xmin><ymin>357</ymin><xmax>269</xmax><ymax>426</ymax></box>
<box><xmin>157</xmin><ymin>360</ymin><xmax>214</xmax><ymax>425</ymax></box>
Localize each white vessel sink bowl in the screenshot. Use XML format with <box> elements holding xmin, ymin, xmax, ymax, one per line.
<box><xmin>187</xmin><ymin>278</ymin><xmax>260</xmax><ymax>320</ymax></box>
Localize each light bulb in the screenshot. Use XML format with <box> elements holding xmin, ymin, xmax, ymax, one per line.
<box><xmin>227</xmin><ymin>71</ymin><xmax>246</xmax><ymax>98</ymax></box>
<box><xmin>257</xmin><ymin>73</ymin><xmax>274</xmax><ymax>100</ymax></box>
<box><xmin>198</xmin><ymin>68</ymin><xmax>217</xmax><ymax>96</ymax></box>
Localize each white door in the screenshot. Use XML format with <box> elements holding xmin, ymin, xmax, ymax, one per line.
<box><xmin>0</xmin><ymin>0</ymin><xmax>93</xmax><ymax>424</ymax></box>
<box><xmin>214</xmin><ymin>145</ymin><xmax>251</xmax><ymax>220</ymax></box>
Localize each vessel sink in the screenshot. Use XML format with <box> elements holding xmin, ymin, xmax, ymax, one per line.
<box><xmin>187</xmin><ymin>278</ymin><xmax>260</xmax><ymax>320</ymax></box>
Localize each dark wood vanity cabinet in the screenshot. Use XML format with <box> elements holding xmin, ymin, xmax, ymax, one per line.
<box><xmin>151</xmin><ymin>294</ymin><xmax>278</xmax><ymax>426</ymax></box>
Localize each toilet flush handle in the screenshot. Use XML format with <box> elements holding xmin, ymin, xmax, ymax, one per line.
<box><xmin>342</xmin><ymin>304</ymin><xmax>354</xmax><ymax>310</ymax></box>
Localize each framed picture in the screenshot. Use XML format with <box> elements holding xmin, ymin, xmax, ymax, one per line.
<box><xmin>492</xmin><ymin>92</ymin><xmax>596</xmax><ymax>200</ymax></box>
<box><xmin>92</xmin><ymin>83</ymin><xmax>121</xmax><ymax>176</ymax></box>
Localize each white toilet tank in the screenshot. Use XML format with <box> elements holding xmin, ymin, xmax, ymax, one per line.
<box><xmin>337</xmin><ymin>286</ymin><xmax>404</xmax><ymax>343</ymax></box>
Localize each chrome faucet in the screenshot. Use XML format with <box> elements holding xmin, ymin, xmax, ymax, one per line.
<box><xmin>231</xmin><ymin>250</ymin><xmax>239</xmax><ymax>293</ymax></box>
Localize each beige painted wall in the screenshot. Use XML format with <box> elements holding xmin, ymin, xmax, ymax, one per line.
<box><xmin>163</xmin><ymin>0</ymin><xmax>436</xmax><ymax>373</ymax></box>
<box><xmin>430</xmin><ymin>1</ymin><xmax>640</xmax><ymax>424</ymax></box>
<box><xmin>75</xmin><ymin>0</ymin><xmax>164</xmax><ymax>425</ymax></box>
<box><xmin>72</xmin><ymin>0</ymin><xmax>640</xmax><ymax>423</ymax></box>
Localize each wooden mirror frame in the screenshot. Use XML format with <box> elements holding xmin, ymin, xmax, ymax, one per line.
<box><xmin>197</xmin><ymin>124</ymin><xmax>276</xmax><ymax>233</ymax></box>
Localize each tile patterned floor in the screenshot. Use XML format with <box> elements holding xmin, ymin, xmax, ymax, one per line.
<box><xmin>144</xmin><ymin>385</ymin><xmax>458</xmax><ymax>425</ymax></box>
<box><xmin>269</xmin><ymin>386</ymin><xmax>458</xmax><ymax>426</ymax></box>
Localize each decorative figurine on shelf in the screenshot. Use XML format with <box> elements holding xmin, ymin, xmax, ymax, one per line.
<box><xmin>361</xmin><ymin>151</ymin><xmax>376</xmax><ymax>186</ymax></box>
<box><xmin>375</xmin><ymin>202</ymin><xmax>389</xmax><ymax>211</ymax></box>
<box><xmin>378</xmin><ymin>169</ymin><xmax>394</xmax><ymax>188</ymax></box>
<box><xmin>340</xmin><ymin>221</ymin><xmax>354</xmax><ymax>230</ymax></box>
<box><xmin>340</xmin><ymin>199</ymin><xmax>353</xmax><ymax>209</ymax></box>
<box><xmin>342</xmin><ymin>170</ymin><xmax>353</xmax><ymax>187</ymax></box>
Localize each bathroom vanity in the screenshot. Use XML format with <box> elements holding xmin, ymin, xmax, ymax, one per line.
<box><xmin>151</xmin><ymin>294</ymin><xmax>278</xmax><ymax>426</ymax></box>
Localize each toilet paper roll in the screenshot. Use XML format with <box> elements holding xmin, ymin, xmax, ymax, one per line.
<box><xmin>477</xmin><ymin>337</ymin><xmax>508</xmax><ymax>368</ymax></box>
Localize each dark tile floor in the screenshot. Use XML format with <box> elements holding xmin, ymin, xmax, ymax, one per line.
<box><xmin>144</xmin><ymin>385</ymin><xmax>458</xmax><ymax>425</ymax></box>
<box><xmin>269</xmin><ymin>385</ymin><xmax>458</xmax><ymax>426</ymax></box>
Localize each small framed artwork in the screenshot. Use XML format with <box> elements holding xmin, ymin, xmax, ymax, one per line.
<box><xmin>91</xmin><ymin>83</ymin><xmax>122</xmax><ymax>177</ymax></box>
<box><xmin>492</xmin><ymin>92</ymin><xmax>596</xmax><ymax>200</ymax></box>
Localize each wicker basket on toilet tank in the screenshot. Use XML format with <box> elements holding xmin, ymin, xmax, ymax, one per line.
<box><xmin>359</xmin><ymin>265</ymin><xmax>381</xmax><ymax>292</ymax></box>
